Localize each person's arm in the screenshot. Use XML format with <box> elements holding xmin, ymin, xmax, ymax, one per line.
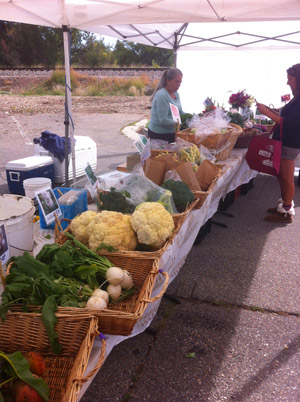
<box><xmin>256</xmin><ymin>102</ymin><xmax>281</xmax><ymax>124</ymax></box>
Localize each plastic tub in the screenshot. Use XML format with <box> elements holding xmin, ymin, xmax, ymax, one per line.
<box><xmin>0</xmin><ymin>194</ymin><xmax>35</xmax><ymax>259</ymax></box>
<box><xmin>23</xmin><ymin>177</ymin><xmax>52</xmax><ymax>199</ymax></box>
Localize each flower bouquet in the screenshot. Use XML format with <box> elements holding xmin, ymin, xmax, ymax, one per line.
<box><xmin>228</xmin><ymin>90</ymin><xmax>255</xmax><ymax>111</ymax></box>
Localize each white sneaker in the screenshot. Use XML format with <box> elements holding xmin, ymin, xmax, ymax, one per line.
<box><xmin>277</xmin><ymin>203</ymin><xmax>295</xmax><ymax>216</ymax></box>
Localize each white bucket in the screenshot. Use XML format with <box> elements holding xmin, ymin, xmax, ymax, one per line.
<box><xmin>0</xmin><ymin>194</ymin><xmax>35</xmax><ymax>259</ymax></box>
<box><xmin>23</xmin><ymin>177</ymin><xmax>52</xmax><ymax>199</ymax></box>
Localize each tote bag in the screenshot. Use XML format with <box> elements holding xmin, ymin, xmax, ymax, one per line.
<box><xmin>245</xmin><ymin>119</ymin><xmax>282</xmax><ymax>176</ymax></box>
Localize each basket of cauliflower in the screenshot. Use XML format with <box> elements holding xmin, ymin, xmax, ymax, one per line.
<box><xmin>56</xmin><ymin>202</ymin><xmax>180</xmax><ymax>257</ymax></box>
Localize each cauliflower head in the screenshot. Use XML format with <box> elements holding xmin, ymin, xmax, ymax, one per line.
<box><xmin>69</xmin><ymin>210</ymin><xmax>98</xmax><ymax>245</ymax></box>
<box><xmin>87</xmin><ymin>210</ymin><xmax>137</xmax><ymax>251</ymax></box>
<box><xmin>130</xmin><ymin>202</ymin><xmax>175</xmax><ymax>249</ymax></box>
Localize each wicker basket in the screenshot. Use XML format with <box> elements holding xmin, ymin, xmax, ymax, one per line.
<box><xmin>55</xmin><ymin>211</ymin><xmax>182</xmax><ymax>259</ymax></box>
<box><xmin>6</xmin><ymin>256</ymin><xmax>169</xmax><ymax>336</ymax></box>
<box><xmin>214</xmin><ymin>124</ymin><xmax>243</xmax><ymax>161</ymax></box>
<box><xmin>192</xmin><ymin>165</ymin><xmax>226</xmax><ymax>208</ymax></box>
<box><xmin>0</xmin><ymin>312</ymin><xmax>105</xmax><ymax>402</ymax></box>
<box><xmin>176</xmin><ymin>128</ymin><xmax>202</xmax><ymax>146</ymax></box>
<box><xmin>235</xmin><ymin>129</ymin><xmax>271</xmax><ymax>149</ymax></box>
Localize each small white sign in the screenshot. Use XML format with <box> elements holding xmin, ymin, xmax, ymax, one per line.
<box><xmin>169</xmin><ymin>103</ymin><xmax>181</xmax><ymax>123</ymax></box>
<box><xmin>85</xmin><ymin>162</ymin><xmax>99</xmax><ymax>196</ymax></box>
<box><xmin>35</xmin><ymin>187</ymin><xmax>62</xmax><ymax>226</ymax></box>
<box><xmin>0</xmin><ymin>224</ymin><xmax>10</xmax><ymax>266</ymax></box>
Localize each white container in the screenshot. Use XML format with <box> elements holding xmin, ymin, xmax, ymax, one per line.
<box><xmin>23</xmin><ymin>177</ymin><xmax>52</xmax><ymax>199</ymax></box>
<box><xmin>0</xmin><ymin>195</ymin><xmax>35</xmax><ymax>259</ymax></box>
<box><xmin>35</xmin><ymin>136</ymin><xmax>97</xmax><ymax>184</ymax></box>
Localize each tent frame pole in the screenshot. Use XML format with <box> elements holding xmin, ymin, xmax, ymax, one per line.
<box><xmin>62</xmin><ymin>25</ymin><xmax>76</xmax><ymax>187</ymax></box>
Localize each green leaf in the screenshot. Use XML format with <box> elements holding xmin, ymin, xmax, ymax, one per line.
<box><xmin>0</xmin><ymin>351</ymin><xmax>49</xmax><ymax>401</ymax></box>
<box><xmin>185</xmin><ymin>352</ymin><xmax>195</xmax><ymax>358</ymax></box>
<box><xmin>41</xmin><ymin>295</ymin><xmax>61</xmax><ymax>354</ymax></box>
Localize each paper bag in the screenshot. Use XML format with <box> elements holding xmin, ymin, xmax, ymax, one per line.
<box><xmin>175</xmin><ymin>162</ymin><xmax>201</xmax><ymax>191</ymax></box>
<box><xmin>195</xmin><ymin>160</ymin><xmax>219</xmax><ymax>191</ymax></box>
<box><xmin>144</xmin><ymin>157</ymin><xmax>166</xmax><ymax>185</ymax></box>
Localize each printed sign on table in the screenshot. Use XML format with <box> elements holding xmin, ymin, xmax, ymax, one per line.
<box><xmin>35</xmin><ymin>187</ymin><xmax>62</xmax><ymax>226</ymax></box>
<box><xmin>0</xmin><ymin>224</ymin><xmax>10</xmax><ymax>266</ymax></box>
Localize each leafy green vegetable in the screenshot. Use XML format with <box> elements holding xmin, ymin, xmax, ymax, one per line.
<box><xmin>161</xmin><ymin>179</ymin><xmax>195</xmax><ymax>213</ymax></box>
<box><xmin>145</xmin><ymin>188</ymin><xmax>177</xmax><ymax>214</ymax></box>
<box><xmin>0</xmin><ymin>234</ymin><xmax>114</xmax><ymax>353</ymax></box>
<box><xmin>180</xmin><ymin>112</ymin><xmax>194</xmax><ymax>130</ymax></box>
<box><xmin>99</xmin><ymin>187</ymin><xmax>134</xmax><ymax>213</ymax></box>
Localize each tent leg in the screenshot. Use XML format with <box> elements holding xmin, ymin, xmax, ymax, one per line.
<box><xmin>63</xmin><ymin>26</ymin><xmax>76</xmax><ymax>187</ymax></box>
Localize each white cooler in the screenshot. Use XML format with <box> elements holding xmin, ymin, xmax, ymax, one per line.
<box><xmin>35</xmin><ymin>135</ymin><xmax>97</xmax><ymax>184</ymax></box>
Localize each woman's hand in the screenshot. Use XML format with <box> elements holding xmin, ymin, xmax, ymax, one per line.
<box><xmin>255</xmin><ymin>101</ymin><xmax>280</xmax><ymax>124</ymax></box>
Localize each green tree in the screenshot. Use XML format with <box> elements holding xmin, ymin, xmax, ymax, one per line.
<box><xmin>0</xmin><ymin>22</ymin><xmax>95</xmax><ymax>67</ymax></box>
<box><xmin>112</xmin><ymin>40</ymin><xmax>174</xmax><ymax>67</ymax></box>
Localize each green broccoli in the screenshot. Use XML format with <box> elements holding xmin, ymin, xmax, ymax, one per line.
<box><xmin>99</xmin><ymin>188</ymin><xmax>134</xmax><ymax>213</ymax></box>
<box><xmin>161</xmin><ymin>179</ymin><xmax>195</xmax><ymax>213</ymax></box>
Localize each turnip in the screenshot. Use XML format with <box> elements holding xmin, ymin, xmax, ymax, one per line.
<box><xmin>106</xmin><ymin>267</ymin><xmax>125</xmax><ymax>285</ymax></box>
<box><xmin>86</xmin><ymin>296</ymin><xmax>107</xmax><ymax>310</ymax></box>
<box><xmin>107</xmin><ymin>284</ymin><xmax>122</xmax><ymax>301</ymax></box>
<box><xmin>120</xmin><ymin>270</ymin><xmax>134</xmax><ymax>289</ymax></box>
<box><xmin>92</xmin><ymin>289</ymin><xmax>109</xmax><ymax>304</ymax></box>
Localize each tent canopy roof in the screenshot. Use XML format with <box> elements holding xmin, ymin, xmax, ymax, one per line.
<box><xmin>1</xmin><ymin>0</ymin><xmax>300</xmax><ymax>49</ymax></box>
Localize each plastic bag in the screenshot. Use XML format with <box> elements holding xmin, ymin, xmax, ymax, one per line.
<box><xmin>189</xmin><ymin>107</ymin><xmax>231</xmax><ymax>141</ymax></box>
<box><xmin>115</xmin><ymin>172</ymin><xmax>178</xmax><ymax>214</ymax></box>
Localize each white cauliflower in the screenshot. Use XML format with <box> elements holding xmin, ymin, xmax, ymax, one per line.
<box><xmin>87</xmin><ymin>210</ymin><xmax>137</xmax><ymax>251</ymax></box>
<box><xmin>69</xmin><ymin>210</ymin><xmax>98</xmax><ymax>245</ymax></box>
<box><xmin>130</xmin><ymin>202</ymin><xmax>175</xmax><ymax>249</ymax></box>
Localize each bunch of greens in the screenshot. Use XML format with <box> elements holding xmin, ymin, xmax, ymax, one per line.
<box><xmin>0</xmin><ymin>233</ymin><xmax>114</xmax><ymax>354</ymax></box>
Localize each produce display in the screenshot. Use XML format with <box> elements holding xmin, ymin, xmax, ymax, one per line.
<box><xmin>0</xmin><ymin>235</ymin><xmax>136</xmax><ymax>353</ymax></box>
<box><xmin>0</xmin><ymin>350</ymin><xmax>48</xmax><ymax>401</ymax></box>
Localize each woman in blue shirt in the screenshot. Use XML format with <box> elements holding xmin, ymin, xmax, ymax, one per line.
<box><xmin>148</xmin><ymin>68</ymin><xmax>184</xmax><ymax>143</ymax></box>
<box><xmin>256</xmin><ymin>63</ymin><xmax>300</xmax><ymax>223</ymax></box>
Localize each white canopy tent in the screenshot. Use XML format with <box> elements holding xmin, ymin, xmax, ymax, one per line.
<box><xmin>1</xmin><ymin>0</ymin><xmax>300</xmax><ymax>179</ymax></box>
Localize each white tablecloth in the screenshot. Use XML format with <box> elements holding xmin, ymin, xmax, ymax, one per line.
<box><xmin>78</xmin><ymin>148</ymin><xmax>257</xmax><ymax>399</ymax></box>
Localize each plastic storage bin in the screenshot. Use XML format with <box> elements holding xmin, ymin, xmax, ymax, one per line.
<box><xmin>6</xmin><ymin>156</ymin><xmax>54</xmax><ymax>196</ymax></box>
<box><xmin>39</xmin><ymin>187</ymin><xmax>88</xmax><ymax>229</ymax></box>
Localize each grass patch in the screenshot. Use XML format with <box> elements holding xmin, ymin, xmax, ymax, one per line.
<box><xmin>17</xmin><ymin>69</ymin><xmax>158</xmax><ymax>97</ymax></box>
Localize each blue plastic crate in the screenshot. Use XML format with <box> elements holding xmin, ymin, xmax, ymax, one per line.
<box><xmin>39</xmin><ymin>187</ymin><xmax>88</xmax><ymax>229</ymax></box>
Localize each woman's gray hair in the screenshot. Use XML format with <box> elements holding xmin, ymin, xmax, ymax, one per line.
<box><xmin>150</xmin><ymin>67</ymin><xmax>183</xmax><ymax>101</ymax></box>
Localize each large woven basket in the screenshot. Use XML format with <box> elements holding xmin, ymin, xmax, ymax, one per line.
<box><xmin>176</xmin><ymin>128</ymin><xmax>202</xmax><ymax>146</ymax></box>
<box><xmin>6</xmin><ymin>256</ymin><xmax>169</xmax><ymax>336</ymax></box>
<box><xmin>214</xmin><ymin>124</ymin><xmax>243</xmax><ymax>161</ymax></box>
<box><xmin>192</xmin><ymin>165</ymin><xmax>226</xmax><ymax>208</ymax></box>
<box><xmin>234</xmin><ymin>128</ymin><xmax>261</xmax><ymax>148</ymax></box>
<box><xmin>55</xmin><ymin>211</ymin><xmax>182</xmax><ymax>259</ymax></box>
<box><xmin>0</xmin><ymin>312</ymin><xmax>105</xmax><ymax>402</ymax></box>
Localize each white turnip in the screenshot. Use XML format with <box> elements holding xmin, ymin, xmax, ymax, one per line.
<box><xmin>92</xmin><ymin>289</ymin><xmax>109</xmax><ymax>304</ymax></box>
<box><xmin>120</xmin><ymin>270</ymin><xmax>134</xmax><ymax>289</ymax></box>
<box><xmin>106</xmin><ymin>267</ymin><xmax>125</xmax><ymax>285</ymax></box>
<box><xmin>107</xmin><ymin>284</ymin><xmax>122</xmax><ymax>301</ymax></box>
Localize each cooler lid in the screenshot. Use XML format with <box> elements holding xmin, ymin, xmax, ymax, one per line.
<box><xmin>6</xmin><ymin>155</ymin><xmax>54</xmax><ymax>170</ymax></box>
<box><xmin>74</xmin><ymin>136</ymin><xmax>96</xmax><ymax>151</ymax></box>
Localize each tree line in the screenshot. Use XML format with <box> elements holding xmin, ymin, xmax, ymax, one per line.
<box><xmin>0</xmin><ymin>22</ymin><xmax>174</xmax><ymax>68</ymax></box>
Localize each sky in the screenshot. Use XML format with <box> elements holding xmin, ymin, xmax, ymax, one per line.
<box><xmin>178</xmin><ymin>48</ymin><xmax>300</xmax><ymax>114</ymax></box>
